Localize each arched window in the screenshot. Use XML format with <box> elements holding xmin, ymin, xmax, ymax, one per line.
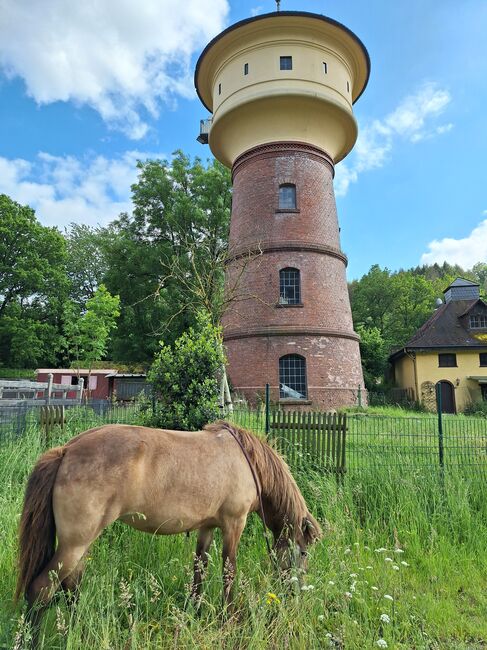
<box><xmin>279</xmin><ymin>267</ymin><xmax>301</xmax><ymax>305</ymax></box>
<box><xmin>279</xmin><ymin>184</ymin><xmax>296</xmax><ymax>210</ymax></box>
<box><xmin>279</xmin><ymin>354</ymin><xmax>307</xmax><ymax>399</ymax></box>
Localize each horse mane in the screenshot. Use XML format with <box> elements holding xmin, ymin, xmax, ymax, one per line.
<box><xmin>204</xmin><ymin>421</ymin><xmax>321</xmax><ymax>544</ymax></box>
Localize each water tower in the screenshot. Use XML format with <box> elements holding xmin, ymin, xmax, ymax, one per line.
<box><xmin>195</xmin><ymin>10</ymin><xmax>369</xmax><ymax>408</ymax></box>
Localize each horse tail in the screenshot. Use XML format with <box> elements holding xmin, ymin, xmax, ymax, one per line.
<box><xmin>15</xmin><ymin>446</ymin><xmax>66</xmax><ymax>602</ymax></box>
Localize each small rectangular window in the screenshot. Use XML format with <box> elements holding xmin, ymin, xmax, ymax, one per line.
<box><xmin>347</xmin><ymin>81</ymin><xmax>350</xmax><ymax>93</ymax></box>
<box><xmin>323</xmin><ymin>62</ymin><xmax>327</xmax><ymax>74</ymax></box>
<box><xmin>470</xmin><ymin>314</ymin><xmax>487</xmax><ymax>328</ymax></box>
<box><xmin>279</xmin><ymin>184</ymin><xmax>296</xmax><ymax>210</ymax></box>
<box><xmin>439</xmin><ymin>353</ymin><xmax>457</xmax><ymax>368</ymax></box>
<box><xmin>480</xmin><ymin>353</ymin><xmax>487</xmax><ymax>367</ymax></box>
<box><xmin>244</xmin><ymin>63</ymin><xmax>249</xmax><ymax>75</ymax></box>
<box><xmin>280</xmin><ymin>56</ymin><xmax>292</xmax><ymax>71</ymax></box>
<box><xmin>218</xmin><ymin>83</ymin><xmax>222</xmax><ymax>95</ymax></box>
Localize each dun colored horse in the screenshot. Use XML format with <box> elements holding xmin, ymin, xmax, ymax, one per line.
<box><xmin>16</xmin><ymin>421</ymin><xmax>321</xmax><ymax>642</ymax></box>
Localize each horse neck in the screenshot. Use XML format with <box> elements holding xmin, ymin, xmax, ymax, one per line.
<box><xmin>253</xmin><ymin>439</ymin><xmax>307</xmax><ymax>540</ymax></box>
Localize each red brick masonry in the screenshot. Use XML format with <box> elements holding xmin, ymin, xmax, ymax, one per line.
<box><xmin>223</xmin><ymin>142</ymin><xmax>366</xmax><ymax>409</ymax></box>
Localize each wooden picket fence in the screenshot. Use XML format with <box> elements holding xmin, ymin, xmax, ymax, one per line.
<box><xmin>269</xmin><ymin>410</ymin><xmax>347</xmax><ymax>474</ymax></box>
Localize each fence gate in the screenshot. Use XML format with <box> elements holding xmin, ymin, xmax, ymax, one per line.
<box><xmin>269</xmin><ymin>410</ymin><xmax>347</xmax><ymax>474</ymax></box>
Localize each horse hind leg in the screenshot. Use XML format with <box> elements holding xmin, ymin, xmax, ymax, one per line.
<box><xmin>61</xmin><ymin>552</ymin><xmax>88</xmax><ymax>607</ymax></box>
<box><xmin>26</xmin><ymin>543</ymin><xmax>90</xmax><ymax>646</ymax></box>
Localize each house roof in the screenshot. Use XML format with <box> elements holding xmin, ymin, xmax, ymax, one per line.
<box><xmin>443</xmin><ymin>277</ymin><xmax>479</xmax><ymax>292</ymax></box>
<box><xmin>36</xmin><ymin>369</ymin><xmax>117</xmax><ymax>374</ymax></box>
<box><xmin>389</xmin><ymin>298</ymin><xmax>487</xmax><ymax>361</ymax></box>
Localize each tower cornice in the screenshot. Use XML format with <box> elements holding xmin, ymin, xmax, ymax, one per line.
<box><xmin>232</xmin><ymin>142</ymin><xmax>335</xmax><ymax>180</ymax></box>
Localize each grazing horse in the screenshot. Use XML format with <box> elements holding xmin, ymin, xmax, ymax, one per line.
<box><xmin>15</xmin><ymin>421</ymin><xmax>321</xmax><ymax>643</ymax></box>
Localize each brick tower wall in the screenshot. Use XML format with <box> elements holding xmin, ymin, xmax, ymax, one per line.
<box><xmin>222</xmin><ymin>142</ymin><xmax>366</xmax><ymax>409</ymax></box>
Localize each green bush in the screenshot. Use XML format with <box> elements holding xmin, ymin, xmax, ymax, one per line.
<box><xmin>145</xmin><ymin>313</ymin><xmax>225</xmax><ymax>430</ymax></box>
<box><xmin>463</xmin><ymin>399</ymin><xmax>487</xmax><ymax>417</ymax></box>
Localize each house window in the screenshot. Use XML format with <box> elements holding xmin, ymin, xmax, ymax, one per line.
<box><xmin>218</xmin><ymin>83</ymin><xmax>222</xmax><ymax>95</ymax></box>
<box><xmin>438</xmin><ymin>353</ymin><xmax>457</xmax><ymax>368</ymax></box>
<box><xmin>480</xmin><ymin>353</ymin><xmax>487</xmax><ymax>367</ymax></box>
<box><xmin>323</xmin><ymin>61</ymin><xmax>328</xmax><ymax>74</ymax></box>
<box><xmin>279</xmin><ymin>268</ymin><xmax>301</xmax><ymax>305</ymax></box>
<box><xmin>244</xmin><ymin>63</ymin><xmax>249</xmax><ymax>75</ymax></box>
<box><xmin>279</xmin><ymin>184</ymin><xmax>296</xmax><ymax>209</ymax></box>
<box><xmin>71</xmin><ymin>375</ymin><xmax>88</xmax><ymax>386</ymax></box>
<box><xmin>280</xmin><ymin>56</ymin><xmax>293</xmax><ymax>70</ymax></box>
<box><xmin>347</xmin><ymin>81</ymin><xmax>350</xmax><ymax>93</ymax></box>
<box><xmin>279</xmin><ymin>354</ymin><xmax>307</xmax><ymax>399</ymax></box>
<box><xmin>470</xmin><ymin>314</ymin><xmax>487</xmax><ymax>328</ymax></box>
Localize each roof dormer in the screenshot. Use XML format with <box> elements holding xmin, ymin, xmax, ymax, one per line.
<box><xmin>444</xmin><ymin>277</ymin><xmax>480</xmax><ymax>303</ymax></box>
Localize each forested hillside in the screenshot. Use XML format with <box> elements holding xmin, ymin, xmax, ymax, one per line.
<box><xmin>1</xmin><ymin>152</ymin><xmax>485</xmax><ymax>378</ymax></box>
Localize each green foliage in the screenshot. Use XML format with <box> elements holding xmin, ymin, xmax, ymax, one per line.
<box><xmin>355</xmin><ymin>324</ymin><xmax>387</xmax><ymax>390</ymax></box>
<box><xmin>147</xmin><ymin>313</ymin><xmax>225</xmax><ymax>430</ymax></box>
<box><xmin>65</xmin><ymin>223</ymin><xmax>108</xmax><ymax>307</ymax></box>
<box><xmin>62</xmin><ymin>284</ymin><xmax>120</xmax><ymax>368</ymax></box>
<box><xmin>0</xmin><ymin>194</ymin><xmax>68</xmax><ymax>367</ymax></box>
<box><xmin>463</xmin><ymin>400</ymin><xmax>487</xmax><ymax>417</ymax></box>
<box><xmin>102</xmin><ymin>151</ymin><xmax>231</xmax><ymax>362</ymax></box>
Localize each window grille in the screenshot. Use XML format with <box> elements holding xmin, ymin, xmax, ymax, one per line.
<box><xmin>438</xmin><ymin>353</ymin><xmax>457</xmax><ymax>368</ymax></box>
<box><xmin>280</xmin><ymin>56</ymin><xmax>292</xmax><ymax>70</ymax></box>
<box><xmin>279</xmin><ymin>355</ymin><xmax>307</xmax><ymax>399</ymax></box>
<box><xmin>279</xmin><ymin>184</ymin><xmax>296</xmax><ymax>209</ymax></box>
<box><xmin>279</xmin><ymin>268</ymin><xmax>301</xmax><ymax>305</ymax></box>
<box><xmin>470</xmin><ymin>314</ymin><xmax>487</xmax><ymax>328</ymax></box>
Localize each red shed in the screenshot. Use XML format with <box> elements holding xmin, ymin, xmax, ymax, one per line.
<box><xmin>36</xmin><ymin>369</ymin><xmax>117</xmax><ymax>400</ymax></box>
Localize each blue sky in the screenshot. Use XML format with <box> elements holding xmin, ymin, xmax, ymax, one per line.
<box><xmin>0</xmin><ymin>0</ymin><xmax>486</xmax><ymax>279</ymax></box>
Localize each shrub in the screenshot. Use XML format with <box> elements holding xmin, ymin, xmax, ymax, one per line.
<box><xmin>145</xmin><ymin>313</ymin><xmax>225</xmax><ymax>430</ymax></box>
<box><xmin>463</xmin><ymin>400</ymin><xmax>487</xmax><ymax>417</ymax></box>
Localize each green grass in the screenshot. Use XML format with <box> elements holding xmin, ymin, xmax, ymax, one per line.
<box><xmin>1</xmin><ymin>417</ymin><xmax>487</xmax><ymax>649</ymax></box>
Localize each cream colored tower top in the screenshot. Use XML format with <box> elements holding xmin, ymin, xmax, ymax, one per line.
<box><xmin>195</xmin><ymin>11</ymin><xmax>370</xmax><ymax>167</ymax></box>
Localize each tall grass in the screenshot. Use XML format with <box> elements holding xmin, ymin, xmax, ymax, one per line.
<box><xmin>1</xmin><ymin>419</ymin><xmax>486</xmax><ymax>649</ymax></box>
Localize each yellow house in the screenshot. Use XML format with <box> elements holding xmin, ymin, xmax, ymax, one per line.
<box><xmin>390</xmin><ymin>278</ymin><xmax>487</xmax><ymax>413</ymax></box>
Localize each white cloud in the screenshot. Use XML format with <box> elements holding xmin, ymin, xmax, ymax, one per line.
<box><xmin>420</xmin><ymin>218</ymin><xmax>487</xmax><ymax>268</ymax></box>
<box><xmin>335</xmin><ymin>83</ymin><xmax>452</xmax><ymax>196</ymax></box>
<box><xmin>251</xmin><ymin>6</ymin><xmax>264</xmax><ymax>16</ymax></box>
<box><xmin>0</xmin><ymin>0</ymin><xmax>229</xmax><ymax>139</ymax></box>
<box><xmin>0</xmin><ymin>151</ymin><xmax>166</xmax><ymax>228</ymax></box>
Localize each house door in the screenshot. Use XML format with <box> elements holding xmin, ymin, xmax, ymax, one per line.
<box><xmin>438</xmin><ymin>381</ymin><xmax>455</xmax><ymax>414</ymax></box>
<box><xmin>481</xmin><ymin>384</ymin><xmax>487</xmax><ymax>401</ymax></box>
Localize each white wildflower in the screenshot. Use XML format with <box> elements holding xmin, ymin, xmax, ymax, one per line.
<box><xmin>328</xmin><ymin>580</ymin><xmax>335</xmax><ymax>586</ymax></box>
<box><xmin>384</xmin><ymin>557</ymin><xmax>393</xmax><ymax>563</ymax></box>
<box><xmin>392</xmin><ymin>565</ymin><xmax>400</xmax><ymax>571</ymax></box>
<box><xmin>380</xmin><ymin>613</ymin><xmax>391</xmax><ymax>624</ymax></box>
<box><xmin>318</xmin><ymin>614</ymin><xmax>325</xmax><ymax>621</ymax></box>
<box><xmin>350</xmin><ymin>581</ymin><xmax>357</xmax><ymax>592</ymax></box>
<box><xmin>394</xmin><ymin>548</ymin><xmax>404</xmax><ymax>554</ymax></box>
<box><xmin>344</xmin><ymin>548</ymin><xmax>351</xmax><ymax>555</ymax></box>
<box><xmin>366</xmin><ymin>565</ymin><xmax>373</xmax><ymax>570</ymax></box>
<box><xmin>371</xmin><ymin>586</ymin><xmax>379</xmax><ymax>591</ymax></box>
<box><xmin>325</xmin><ymin>633</ymin><xmax>332</xmax><ymax>638</ymax></box>
<box><xmin>301</xmin><ymin>584</ymin><xmax>315</xmax><ymax>591</ymax></box>
<box><xmin>383</xmin><ymin>594</ymin><xmax>394</xmax><ymax>601</ymax></box>
<box><xmin>375</xmin><ymin>548</ymin><xmax>387</xmax><ymax>553</ymax></box>
<box><xmin>349</xmin><ymin>573</ymin><xmax>358</xmax><ymax>578</ymax></box>
<box><xmin>344</xmin><ymin>591</ymin><xmax>353</xmax><ymax>599</ymax></box>
<box><xmin>401</xmin><ymin>561</ymin><xmax>410</xmax><ymax>567</ymax></box>
<box><xmin>376</xmin><ymin>639</ymin><xmax>388</xmax><ymax>648</ymax></box>
<box><xmin>289</xmin><ymin>576</ymin><xmax>299</xmax><ymax>582</ymax></box>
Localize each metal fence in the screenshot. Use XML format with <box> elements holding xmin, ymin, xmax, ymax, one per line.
<box><xmin>1</xmin><ymin>399</ymin><xmax>486</xmax><ymax>475</ymax></box>
<box><xmin>0</xmin><ymin>400</ymin><xmax>142</xmax><ymax>443</ymax></box>
<box><xmin>228</xmin><ymin>408</ymin><xmax>487</xmax><ymax>475</ymax></box>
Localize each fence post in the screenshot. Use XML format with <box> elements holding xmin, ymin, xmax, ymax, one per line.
<box><xmin>78</xmin><ymin>377</ymin><xmax>85</xmax><ymax>404</ymax></box>
<box><xmin>435</xmin><ymin>383</ymin><xmax>445</xmax><ymax>469</ymax></box>
<box><xmin>47</xmin><ymin>373</ymin><xmax>53</xmax><ymax>405</ymax></box>
<box><xmin>265</xmin><ymin>383</ymin><xmax>270</xmax><ymax>436</ymax></box>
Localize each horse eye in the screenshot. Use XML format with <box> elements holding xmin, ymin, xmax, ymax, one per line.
<box><xmin>301</xmin><ymin>550</ymin><xmax>308</xmax><ymax>558</ymax></box>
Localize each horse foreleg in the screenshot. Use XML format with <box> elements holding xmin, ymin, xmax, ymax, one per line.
<box><xmin>191</xmin><ymin>527</ymin><xmax>214</xmax><ymax>603</ymax></box>
<box><xmin>221</xmin><ymin>516</ymin><xmax>246</xmax><ymax>613</ymax></box>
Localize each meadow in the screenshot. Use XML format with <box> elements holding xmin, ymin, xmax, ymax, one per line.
<box><xmin>1</xmin><ymin>413</ymin><xmax>487</xmax><ymax>649</ymax></box>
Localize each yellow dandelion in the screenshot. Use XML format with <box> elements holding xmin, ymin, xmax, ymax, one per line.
<box><xmin>265</xmin><ymin>592</ymin><xmax>281</xmax><ymax>605</ymax></box>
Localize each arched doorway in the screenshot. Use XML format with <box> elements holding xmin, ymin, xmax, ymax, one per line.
<box><xmin>437</xmin><ymin>380</ymin><xmax>456</xmax><ymax>414</ymax></box>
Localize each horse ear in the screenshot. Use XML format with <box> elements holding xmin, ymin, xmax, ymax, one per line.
<box><xmin>301</xmin><ymin>515</ymin><xmax>322</xmax><ymax>543</ymax></box>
